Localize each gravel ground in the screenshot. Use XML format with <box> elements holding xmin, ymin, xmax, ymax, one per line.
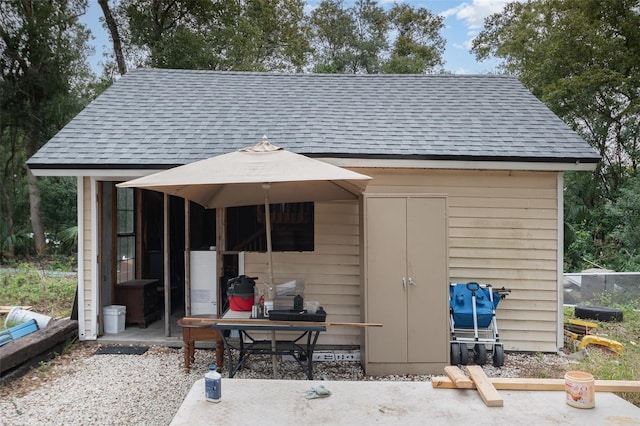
<box><xmin>0</xmin><ymin>343</ymin><xmax>579</xmax><ymax>426</ymax></box>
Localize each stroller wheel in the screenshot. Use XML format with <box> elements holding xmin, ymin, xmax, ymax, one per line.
<box><xmin>493</xmin><ymin>344</ymin><xmax>505</xmax><ymax>367</ymax></box>
<box><xmin>450</xmin><ymin>342</ymin><xmax>461</xmax><ymax>365</ymax></box>
<box><xmin>474</xmin><ymin>344</ymin><xmax>487</xmax><ymax>365</ymax></box>
<box><xmin>459</xmin><ymin>344</ymin><xmax>469</xmax><ymax>365</ymax></box>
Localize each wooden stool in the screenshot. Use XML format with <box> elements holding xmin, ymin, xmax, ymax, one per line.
<box><xmin>178</xmin><ymin>315</ymin><xmax>224</xmax><ymax>373</ymax></box>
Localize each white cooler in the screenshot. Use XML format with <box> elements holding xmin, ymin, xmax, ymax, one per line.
<box><xmin>103</xmin><ymin>305</ymin><xmax>126</xmax><ymax>334</ymax></box>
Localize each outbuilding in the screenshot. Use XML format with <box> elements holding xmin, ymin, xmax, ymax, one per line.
<box><xmin>28</xmin><ymin>69</ymin><xmax>599</xmax><ymax>375</ymax></box>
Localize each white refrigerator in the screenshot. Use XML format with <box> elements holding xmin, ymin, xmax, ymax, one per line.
<box><xmin>189</xmin><ymin>251</ymin><xmax>217</xmax><ymax>315</ymax></box>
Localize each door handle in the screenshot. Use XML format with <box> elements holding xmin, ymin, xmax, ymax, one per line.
<box><xmin>408</xmin><ymin>277</ymin><xmax>416</xmax><ymax>286</ymax></box>
<box><xmin>402</xmin><ymin>277</ymin><xmax>407</xmax><ymax>289</ymax></box>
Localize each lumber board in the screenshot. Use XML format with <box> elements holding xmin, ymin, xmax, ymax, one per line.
<box><xmin>180</xmin><ymin>317</ymin><xmax>382</xmax><ymax>328</ymax></box>
<box><xmin>444</xmin><ymin>366</ymin><xmax>474</xmax><ymax>389</ymax></box>
<box><xmin>466</xmin><ymin>365</ymin><xmax>504</xmax><ymax>407</ymax></box>
<box><xmin>0</xmin><ymin>319</ymin><xmax>77</xmax><ymax>374</ymax></box>
<box><xmin>431</xmin><ymin>377</ymin><xmax>640</xmax><ymax>393</ymax></box>
<box><xmin>0</xmin><ymin>306</ymin><xmax>32</xmax><ymax>314</ymax></box>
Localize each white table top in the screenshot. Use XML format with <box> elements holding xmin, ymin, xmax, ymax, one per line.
<box><xmin>171</xmin><ymin>378</ymin><xmax>640</xmax><ymax>426</ymax></box>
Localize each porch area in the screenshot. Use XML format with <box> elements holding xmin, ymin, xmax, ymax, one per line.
<box><xmin>97</xmin><ymin>310</ymin><xmax>216</xmax><ymax>349</ymax></box>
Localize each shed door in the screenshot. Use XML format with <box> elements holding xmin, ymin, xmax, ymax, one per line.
<box><xmin>366</xmin><ymin>197</ymin><xmax>408</xmax><ymax>362</ymax></box>
<box><xmin>366</xmin><ymin>195</ymin><xmax>448</xmax><ymax>364</ymax></box>
<box><xmin>406</xmin><ymin>197</ymin><xmax>448</xmax><ymax>362</ymax></box>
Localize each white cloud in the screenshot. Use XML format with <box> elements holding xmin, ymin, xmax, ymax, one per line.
<box><xmin>440</xmin><ymin>0</ymin><xmax>521</xmax><ymax>56</ymax></box>
<box><xmin>441</xmin><ymin>0</ymin><xmax>512</xmax><ymax>30</ymax></box>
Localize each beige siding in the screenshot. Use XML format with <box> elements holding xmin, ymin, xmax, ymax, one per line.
<box><xmin>360</xmin><ymin>169</ymin><xmax>560</xmax><ymax>352</ymax></box>
<box><xmin>244</xmin><ymin>169</ymin><xmax>560</xmax><ymax>351</ymax></box>
<box><xmin>81</xmin><ymin>177</ymin><xmax>93</xmax><ymax>339</ymax></box>
<box><xmin>243</xmin><ymin>201</ymin><xmax>362</xmax><ymax>346</ymax></box>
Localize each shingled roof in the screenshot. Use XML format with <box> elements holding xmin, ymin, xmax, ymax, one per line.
<box><xmin>27</xmin><ymin>68</ymin><xmax>600</xmax><ymax>170</ymax></box>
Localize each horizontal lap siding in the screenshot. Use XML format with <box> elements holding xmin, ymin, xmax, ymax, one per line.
<box><xmin>243</xmin><ymin>201</ymin><xmax>362</xmax><ymax>346</ymax></box>
<box><xmin>361</xmin><ymin>169</ymin><xmax>559</xmax><ymax>352</ymax></box>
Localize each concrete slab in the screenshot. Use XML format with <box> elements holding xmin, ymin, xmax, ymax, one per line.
<box><xmin>171</xmin><ymin>378</ymin><xmax>640</xmax><ymax>425</ymax></box>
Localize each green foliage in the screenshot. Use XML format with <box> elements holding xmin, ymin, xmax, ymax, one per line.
<box><xmin>310</xmin><ymin>0</ymin><xmax>444</xmax><ymax>74</ymax></box>
<box><xmin>574</xmin><ymin>308</ymin><xmax>640</xmax><ymax>406</ymax></box>
<box><xmin>606</xmin><ymin>173</ymin><xmax>640</xmax><ymax>269</ymax></box>
<box><xmin>1</xmin><ymin>0</ymin><xmax>93</xmax><ymax>256</ymax></box>
<box><xmin>121</xmin><ymin>0</ymin><xmax>310</xmax><ymax>72</ymax></box>
<box><xmin>383</xmin><ymin>3</ymin><xmax>445</xmax><ymax>73</ymax></box>
<box><xmin>310</xmin><ymin>0</ymin><xmax>362</xmax><ymax>73</ymax></box>
<box><xmin>39</xmin><ymin>177</ymin><xmax>77</xmax><ymax>235</ymax></box>
<box><xmin>563</xmin><ymin>306</ymin><xmax>640</xmax><ymax>406</ymax></box>
<box><xmin>473</xmin><ymin>0</ymin><xmax>640</xmax><ymax>272</ymax></box>
<box><xmin>0</xmin><ymin>265</ymin><xmax>76</xmax><ymax>328</ymax></box>
<box><xmin>45</xmin><ymin>254</ymin><xmax>77</xmax><ymax>272</ymax></box>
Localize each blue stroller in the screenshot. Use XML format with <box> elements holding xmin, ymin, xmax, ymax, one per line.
<box><xmin>449</xmin><ymin>282</ymin><xmax>510</xmax><ymax>367</ymax></box>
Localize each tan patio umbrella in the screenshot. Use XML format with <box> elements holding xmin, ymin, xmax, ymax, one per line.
<box><xmin>118</xmin><ymin>137</ymin><xmax>372</xmax><ymax>376</ymax></box>
<box><xmin>119</xmin><ymin>137</ymin><xmax>371</xmax><ymax>283</ymax></box>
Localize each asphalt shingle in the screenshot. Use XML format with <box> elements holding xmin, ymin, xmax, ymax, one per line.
<box><xmin>27</xmin><ymin>69</ymin><xmax>600</xmax><ymax>169</ymax></box>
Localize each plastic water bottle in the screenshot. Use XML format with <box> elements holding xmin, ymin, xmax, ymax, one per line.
<box><xmin>205</xmin><ymin>365</ymin><xmax>221</xmax><ymax>403</ymax></box>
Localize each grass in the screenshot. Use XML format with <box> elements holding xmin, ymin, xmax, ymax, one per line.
<box><xmin>564</xmin><ymin>305</ymin><xmax>640</xmax><ymax>407</ymax></box>
<box><xmin>0</xmin><ymin>263</ymin><xmax>76</xmax><ymax>330</ymax></box>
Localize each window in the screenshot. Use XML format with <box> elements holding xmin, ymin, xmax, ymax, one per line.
<box><xmin>227</xmin><ymin>202</ymin><xmax>314</xmax><ymax>252</ymax></box>
<box><xmin>117</xmin><ymin>187</ymin><xmax>135</xmax><ymax>282</ymax></box>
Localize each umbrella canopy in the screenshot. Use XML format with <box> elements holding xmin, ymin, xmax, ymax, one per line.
<box><xmin>118</xmin><ymin>138</ymin><xmax>371</xmax><ymax>209</ymax></box>
<box><xmin>119</xmin><ymin>138</ymin><xmax>371</xmax><ymax>378</ymax></box>
<box><xmin>118</xmin><ymin>137</ymin><xmax>372</xmax><ymax>288</ymax></box>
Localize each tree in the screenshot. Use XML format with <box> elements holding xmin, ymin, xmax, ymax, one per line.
<box><xmin>347</xmin><ymin>0</ymin><xmax>388</xmax><ymax>73</ymax></box>
<box><xmin>309</xmin><ymin>0</ymin><xmax>359</xmax><ymax>73</ymax></box>
<box><xmin>98</xmin><ymin>0</ymin><xmax>127</xmax><ymax>75</ymax></box>
<box><xmin>118</xmin><ymin>0</ymin><xmax>310</xmax><ymax>71</ymax></box>
<box><xmin>1</xmin><ymin>0</ymin><xmax>92</xmax><ymax>256</ymax></box>
<box><xmin>607</xmin><ymin>172</ymin><xmax>640</xmax><ymax>270</ymax></box>
<box><xmin>310</xmin><ymin>0</ymin><xmax>444</xmax><ymax>74</ymax></box>
<box><xmin>383</xmin><ymin>3</ymin><xmax>445</xmax><ymax>74</ymax></box>
<box><xmin>472</xmin><ymin>0</ymin><xmax>640</xmax><ymax>271</ymax></box>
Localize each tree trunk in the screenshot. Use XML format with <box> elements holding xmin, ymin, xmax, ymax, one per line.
<box><xmin>98</xmin><ymin>0</ymin><xmax>127</xmax><ymax>75</ymax></box>
<box><xmin>0</xmin><ymin>179</ymin><xmax>15</xmax><ymax>257</ymax></box>
<box><xmin>26</xmin><ymin>167</ymin><xmax>47</xmax><ymax>254</ymax></box>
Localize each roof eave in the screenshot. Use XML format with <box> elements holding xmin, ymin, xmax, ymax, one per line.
<box><xmin>28</xmin><ymin>154</ymin><xmax>600</xmax><ymax>177</ymax></box>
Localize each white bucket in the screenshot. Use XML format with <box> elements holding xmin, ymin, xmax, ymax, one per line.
<box><xmin>4</xmin><ymin>306</ymin><xmax>52</xmax><ymax>329</ymax></box>
<box><xmin>565</xmin><ymin>370</ymin><xmax>595</xmax><ymax>409</ymax></box>
<box><xmin>103</xmin><ymin>305</ymin><xmax>126</xmax><ymax>334</ymax></box>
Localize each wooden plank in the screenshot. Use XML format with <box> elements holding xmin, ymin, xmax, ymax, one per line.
<box><xmin>0</xmin><ymin>319</ymin><xmax>78</xmax><ymax>374</ymax></box>
<box><xmin>444</xmin><ymin>366</ymin><xmax>474</xmax><ymax>389</ymax></box>
<box><xmin>431</xmin><ymin>377</ymin><xmax>640</xmax><ymax>393</ymax></box>
<box><xmin>0</xmin><ymin>306</ymin><xmax>32</xmax><ymax>314</ymax></box>
<box><xmin>466</xmin><ymin>365</ymin><xmax>504</xmax><ymax>407</ymax></box>
<box><xmin>181</xmin><ymin>316</ymin><xmax>382</xmax><ymax>328</ymax></box>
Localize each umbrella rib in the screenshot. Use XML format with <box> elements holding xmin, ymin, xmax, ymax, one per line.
<box><xmin>328</xmin><ymin>180</ymin><xmax>364</xmax><ymax>198</ymax></box>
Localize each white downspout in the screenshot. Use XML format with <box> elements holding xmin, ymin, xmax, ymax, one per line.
<box><xmin>90</xmin><ymin>177</ymin><xmax>99</xmax><ymax>339</ymax></box>
<box><xmin>557</xmin><ymin>172</ymin><xmax>564</xmax><ymax>351</ymax></box>
<box><xmin>77</xmin><ymin>177</ymin><xmax>85</xmax><ymax>341</ymax></box>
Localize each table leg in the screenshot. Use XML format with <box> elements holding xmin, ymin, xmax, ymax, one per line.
<box><xmin>183</xmin><ymin>340</ymin><xmax>191</xmax><ymax>373</ymax></box>
<box><xmin>215</xmin><ymin>339</ymin><xmax>224</xmax><ymax>371</ymax></box>
<box><xmin>306</xmin><ymin>331</ymin><xmax>321</xmax><ymax>380</ymax></box>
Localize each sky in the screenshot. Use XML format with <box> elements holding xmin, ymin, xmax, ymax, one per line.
<box><xmin>81</xmin><ymin>0</ymin><xmax>512</xmax><ymax>75</ymax></box>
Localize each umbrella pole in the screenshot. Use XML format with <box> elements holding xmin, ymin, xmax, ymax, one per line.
<box><xmin>264</xmin><ymin>189</ymin><xmax>277</xmax><ymax>378</ymax></box>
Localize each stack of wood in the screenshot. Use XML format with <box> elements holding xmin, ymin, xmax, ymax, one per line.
<box><xmin>432</xmin><ymin>366</ymin><xmax>640</xmax><ymax>407</ymax></box>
